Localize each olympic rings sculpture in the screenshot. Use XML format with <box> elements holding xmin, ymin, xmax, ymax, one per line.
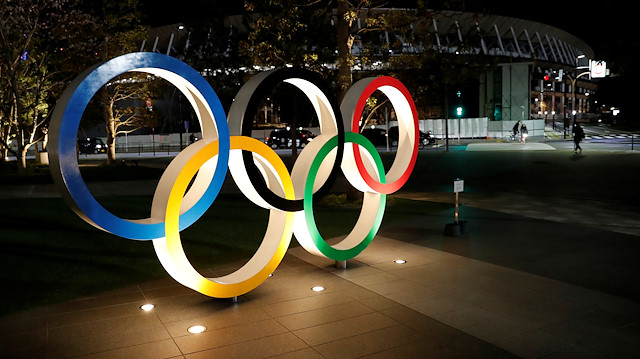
<box><xmin>49</xmin><ymin>52</ymin><xmax>419</xmax><ymax>298</ymax></box>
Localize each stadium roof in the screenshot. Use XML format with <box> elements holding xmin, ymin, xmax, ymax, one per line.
<box><xmin>428</xmin><ymin>10</ymin><xmax>594</xmax><ymax>66</ymax></box>
<box><xmin>144</xmin><ymin>10</ymin><xmax>595</xmax><ymax>68</ymax></box>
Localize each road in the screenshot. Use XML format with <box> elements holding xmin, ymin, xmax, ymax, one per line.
<box><xmin>548</xmin><ymin>121</ymin><xmax>639</xmax><ymax>147</ymax></box>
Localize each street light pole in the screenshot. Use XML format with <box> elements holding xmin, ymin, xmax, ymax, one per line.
<box><xmin>567</xmin><ymin>55</ymin><xmax>590</xmax><ymax>137</ymax></box>
<box><xmin>568</xmin><ymin>72</ymin><xmax>590</xmax><ymax>129</ymax></box>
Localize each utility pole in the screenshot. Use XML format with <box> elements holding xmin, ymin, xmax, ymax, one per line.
<box><xmin>444</xmin><ymin>84</ymin><xmax>449</xmax><ymax>151</ymax></box>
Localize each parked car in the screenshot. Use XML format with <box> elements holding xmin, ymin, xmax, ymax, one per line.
<box><xmin>77</xmin><ymin>137</ymin><xmax>107</xmax><ymax>154</ymax></box>
<box><xmin>360</xmin><ymin>127</ymin><xmax>388</xmax><ymax>146</ymax></box>
<box><xmin>265</xmin><ymin>128</ymin><xmax>316</xmax><ymax>149</ymax></box>
<box><xmin>387</xmin><ymin>126</ymin><xmax>436</xmax><ymax>148</ymax></box>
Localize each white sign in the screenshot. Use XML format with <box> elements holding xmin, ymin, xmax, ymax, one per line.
<box><xmin>454</xmin><ymin>179</ymin><xmax>464</xmax><ymax>193</ymax></box>
<box><xmin>590</xmin><ymin>60</ymin><xmax>607</xmax><ymax>78</ymax></box>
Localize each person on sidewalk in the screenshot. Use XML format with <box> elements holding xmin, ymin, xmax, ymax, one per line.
<box><xmin>520</xmin><ymin>123</ymin><xmax>528</xmax><ymax>144</ymax></box>
<box><xmin>512</xmin><ymin>121</ymin><xmax>520</xmax><ymax>140</ymax></box>
<box><xmin>573</xmin><ymin>123</ymin><xmax>584</xmax><ymax>152</ymax></box>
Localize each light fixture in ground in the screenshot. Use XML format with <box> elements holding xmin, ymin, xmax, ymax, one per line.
<box><xmin>139</xmin><ymin>304</ymin><xmax>155</xmax><ymax>311</ymax></box>
<box><xmin>188</xmin><ymin>325</ymin><xmax>207</xmax><ymax>334</ymax></box>
<box><xmin>311</xmin><ymin>286</ymin><xmax>325</xmax><ymax>292</ymax></box>
<box><xmin>394</xmin><ymin>259</ymin><xmax>407</xmax><ymax>264</ymax></box>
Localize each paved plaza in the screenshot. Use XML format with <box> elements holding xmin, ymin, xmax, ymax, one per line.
<box><xmin>1</xmin><ymin>138</ymin><xmax>639</xmax><ymax>358</ymax></box>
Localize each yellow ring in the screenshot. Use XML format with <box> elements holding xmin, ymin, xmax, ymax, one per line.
<box><xmin>153</xmin><ymin>136</ymin><xmax>294</xmax><ymax>298</ymax></box>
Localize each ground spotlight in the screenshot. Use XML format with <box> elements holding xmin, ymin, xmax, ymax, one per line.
<box><xmin>139</xmin><ymin>304</ymin><xmax>155</xmax><ymax>311</ymax></box>
<box><xmin>188</xmin><ymin>325</ymin><xmax>206</xmax><ymax>334</ymax></box>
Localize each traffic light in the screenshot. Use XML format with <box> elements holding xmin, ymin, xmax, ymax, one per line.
<box><xmin>456</xmin><ymin>106</ymin><xmax>463</xmax><ymax>117</ymax></box>
<box><xmin>533</xmin><ymin>68</ymin><xmax>554</xmax><ymax>81</ymax></box>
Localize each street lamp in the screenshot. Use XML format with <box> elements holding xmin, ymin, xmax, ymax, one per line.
<box><xmin>564</xmin><ymin>55</ymin><xmax>590</xmax><ymax>138</ymax></box>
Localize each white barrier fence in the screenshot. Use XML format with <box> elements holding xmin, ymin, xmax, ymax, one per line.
<box><xmin>114</xmin><ymin>133</ymin><xmax>195</xmax><ymax>150</ymax></box>
<box><xmin>97</xmin><ymin>118</ymin><xmax>547</xmax><ymax>152</ymax></box>
<box><xmin>417</xmin><ymin>118</ymin><xmax>489</xmax><ymax>139</ymax></box>
<box><xmin>112</xmin><ymin>129</ymin><xmax>304</xmax><ymax>150</ymax></box>
<box><xmin>389</xmin><ymin>118</ymin><xmax>545</xmax><ymax>140</ymax></box>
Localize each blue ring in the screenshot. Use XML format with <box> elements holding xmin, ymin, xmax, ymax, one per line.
<box><xmin>53</xmin><ymin>53</ymin><xmax>229</xmax><ymax>240</ymax></box>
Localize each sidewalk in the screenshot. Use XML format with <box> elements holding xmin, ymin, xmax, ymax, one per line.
<box><xmin>2</xmin><ymin>141</ymin><xmax>639</xmax><ymax>358</ymax></box>
<box><xmin>1</xmin><ymin>188</ymin><xmax>639</xmax><ymax>358</ymax></box>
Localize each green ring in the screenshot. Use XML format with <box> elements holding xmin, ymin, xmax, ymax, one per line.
<box><xmin>304</xmin><ymin>132</ymin><xmax>387</xmax><ymax>260</ymax></box>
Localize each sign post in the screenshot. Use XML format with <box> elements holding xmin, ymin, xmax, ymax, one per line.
<box><xmin>444</xmin><ymin>178</ymin><xmax>466</xmax><ymax>236</ymax></box>
<box><xmin>453</xmin><ymin>179</ymin><xmax>464</xmax><ymax>224</ymax></box>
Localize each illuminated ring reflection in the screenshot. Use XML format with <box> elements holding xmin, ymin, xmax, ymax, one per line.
<box><xmin>48</xmin><ymin>52</ymin><xmax>230</xmax><ymax>240</ymax></box>
<box><xmin>153</xmin><ymin>136</ymin><xmax>294</xmax><ymax>298</ymax></box>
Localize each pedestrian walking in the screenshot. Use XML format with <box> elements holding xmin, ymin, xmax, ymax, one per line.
<box><xmin>573</xmin><ymin>123</ymin><xmax>584</xmax><ymax>152</ymax></box>
<box><xmin>520</xmin><ymin>123</ymin><xmax>528</xmax><ymax>143</ymax></box>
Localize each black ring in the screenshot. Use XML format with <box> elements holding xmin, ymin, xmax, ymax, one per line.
<box><xmin>234</xmin><ymin>67</ymin><xmax>344</xmax><ymax>212</ymax></box>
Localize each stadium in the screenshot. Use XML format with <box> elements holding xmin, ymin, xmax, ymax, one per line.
<box><xmin>138</xmin><ymin>8</ymin><xmax>602</xmax><ymax>142</ymax></box>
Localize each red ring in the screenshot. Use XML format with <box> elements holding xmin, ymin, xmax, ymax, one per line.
<box><xmin>351</xmin><ymin>77</ymin><xmax>419</xmax><ymax>194</ymax></box>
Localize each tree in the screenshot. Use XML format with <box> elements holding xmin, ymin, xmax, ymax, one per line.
<box><xmin>0</xmin><ymin>62</ymin><xmax>12</xmax><ymax>162</ymax></box>
<box><xmin>242</xmin><ymin>0</ymin><xmax>335</xmax><ymax>72</ymax></box>
<box><xmin>101</xmin><ymin>73</ymin><xmax>158</xmax><ymax>161</ymax></box>
<box><xmin>0</xmin><ymin>0</ymin><xmax>96</xmax><ymax>170</ymax></box>
<box><xmin>86</xmin><ymin>0</ymin><xmax>149</xmax><ymax>164</ymax></box>
<box><xmin>242</xmin><ymin>1</ymin><xmax>488</xmax><ymax>129</ymax></box>
<box><xmin>358</xmin><ymin>96</ymin><xmax>389</xmax><ymax>131</ymax></box>
<box><xmin>335</xmin><ymin>0</ymin><xmax>388</xmax><ymax>100</ymax></box>
<box><xmin>242</xmin><ymin>0</ymin><xmax>336</xmax><ymax>160</ymax></box>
